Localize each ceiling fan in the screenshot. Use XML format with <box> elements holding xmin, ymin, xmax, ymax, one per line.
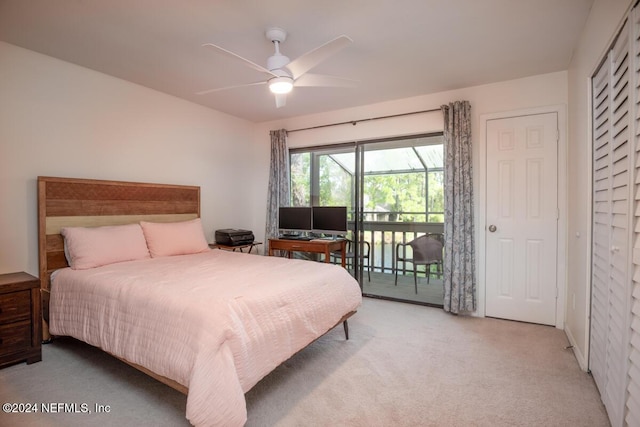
<box><xmin>197</xmin><ymin>27</ymin><xmax>355</xmax><ymax>108</ymax></box>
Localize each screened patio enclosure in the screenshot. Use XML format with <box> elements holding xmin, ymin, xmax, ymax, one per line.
<box><xmin>289</xmin><ymin>134</ymin><xmax>445</xmax><ymax>306</ymax></box>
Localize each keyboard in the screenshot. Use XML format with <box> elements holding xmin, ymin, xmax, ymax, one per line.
<box><xmin>278</xmin><ymin>235</ymin><xmax>313</xmax><ymax>241</ymax></box>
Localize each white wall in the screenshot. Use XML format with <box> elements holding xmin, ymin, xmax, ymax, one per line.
<box><xmin>565</xmin><ymin>0</ymin><xmax>633</xmax><ymax>370</ymax></box>
<box><xmin>0</xmin><ymin>42</ymin><xmax>256</xmax><ymax>277</ymax></box>
<box><xmin>251</xmin><ymin>70</ymin><xmax>569</xmax><ymax>320</ymax></box>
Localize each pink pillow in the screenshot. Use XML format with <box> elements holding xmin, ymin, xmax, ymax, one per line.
<box><xmin>140</xmin><ymin>218</ymin><xmax>210</xmax><ymax>258</ymax></box>
<box><xmin>61</xmin><ymin>223</ymin><xmax>151</xmax><ymax>270</ymax></box>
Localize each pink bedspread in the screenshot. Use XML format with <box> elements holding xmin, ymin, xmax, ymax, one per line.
<box><xmin>50</xmin><ymin>250</ymin><xmax>362</xmax><ymax>426</ymax></box>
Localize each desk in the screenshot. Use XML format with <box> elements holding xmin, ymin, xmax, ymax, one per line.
<box><xmin>268</xmin><ymin>238</ymin><xmax>346</xmax><ymax>267</ymax></box>
<box><xmin>209</xmin><ymin>242</ymin><xmax>262</xmax><ymax>254</ymax></box>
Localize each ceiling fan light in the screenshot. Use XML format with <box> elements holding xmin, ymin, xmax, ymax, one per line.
<box><xmin>269</xmin><ymin>76</ymin><xmax>293</xmax><ymax>94</ymax></box>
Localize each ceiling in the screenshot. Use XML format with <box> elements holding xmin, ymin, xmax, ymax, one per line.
<box><xmin>0</xmin><ymin>0</ymin><xmax>594</xmax><ymax>123</ymax></box>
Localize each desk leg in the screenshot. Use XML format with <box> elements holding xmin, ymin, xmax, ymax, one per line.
<box><xmin>341</xmin><ymin>252</ymin><xmax>346</xmax><ymax>268</ymax></box>
<box><xmin>324</xmin><ymin>249</ymin><xmax>330</xmax><ymax>263</ymax></box>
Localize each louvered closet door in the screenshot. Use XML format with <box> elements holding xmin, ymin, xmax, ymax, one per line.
<box><xmin>590</xmin><ymin>18</ymin><xmax>632</xmax><ymax>427</ymax></box>
<box><xmin>626</xmin><ymin>7</ymin><xmax>640</xmax><ymax>426</ymax></box>
<box><xmin>590</xmin><ymin>44</ymin><xmax>612</xmax><ymax>406</ymax></box>
<box><xmin>609</xmin><ymin>19</ymin><xmax>632</xmax><ymax>427</ymax></box>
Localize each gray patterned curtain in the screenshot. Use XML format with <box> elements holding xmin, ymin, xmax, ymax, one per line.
<box><xmin>264</xmin><ymin>129</ymin><xmax>290</xmax><ymax>252</ymax></box>
<box><xmin>441</xmin><ymin>101</ymin><xmax>476</xmax><ymax>314</ymax></box>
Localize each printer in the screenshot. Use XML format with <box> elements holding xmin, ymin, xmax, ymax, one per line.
<box><xmin>214</xmin><ymin>229</ymin><xmax>255</xmax><ymax>246</ymax></box>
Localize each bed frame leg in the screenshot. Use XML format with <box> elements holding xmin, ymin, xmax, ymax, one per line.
<box><xmin>343</xmin><ymin>320</ymin><xmax>349</xmax><ymax>340</ymax></box>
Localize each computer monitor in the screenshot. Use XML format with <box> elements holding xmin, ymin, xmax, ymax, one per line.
<box><xmin>278</xmin><ymin>207</ymin><xmax>312</xmax><ymax>232</ymax></box>
<box><xmin>312</xmin><ymin>206</ymin><xmax>348</xmax><ymax>236</ymax></box>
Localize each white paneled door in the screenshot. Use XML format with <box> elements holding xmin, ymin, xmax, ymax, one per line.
<box><xmin>485</xmin><ymin>113</ymin><xmax>558</xmax><ymax>325</ymax></box>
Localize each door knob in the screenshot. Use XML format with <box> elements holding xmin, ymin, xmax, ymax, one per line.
<box><xmin>488</xmin><ymin>225</ymin><xmax>497</xmax><ymax>232</ymax></box>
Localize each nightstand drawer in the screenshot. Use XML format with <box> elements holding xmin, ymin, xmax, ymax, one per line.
<box><xmin>0</xmin><ymin>272</ymin><xmax>41</xmax><ymax>368</ymax></box>
<box><xmin>0</xmin><ymin>291</ymin><xmax>31</xmax><ymax>324</ymax></box>
<box><xmin>0</xmin><ymin>320</ymin><xmax>31</xmax><ymax>356</ymax></box>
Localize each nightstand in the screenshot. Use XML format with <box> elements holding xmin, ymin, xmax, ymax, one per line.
<box><xmin>0</xmin><ymin>272</ymin><xmax>42</xmax><ymax>368</ymax></box>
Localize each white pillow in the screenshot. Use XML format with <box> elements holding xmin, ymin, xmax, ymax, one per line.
<box><xmin>139</xmin><ymin>218</ymin><xmax>210</xmax><ymax>258</ymax></box>
<box><xmin>61</xmin><ymin>223</ymin><xmax>151</xmax><ymax>270</ymax></box>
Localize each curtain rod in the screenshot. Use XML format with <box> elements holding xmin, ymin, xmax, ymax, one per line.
<box><xmin>287</xmin><ymin>107</ymin><xmax>441</xmax><ymax>133</ymax></box>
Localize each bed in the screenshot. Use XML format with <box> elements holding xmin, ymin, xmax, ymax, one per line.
<box><xmin>37</xmin><ymin>176</ymin><xmax>362</xmax><ymax>426</ymax></box>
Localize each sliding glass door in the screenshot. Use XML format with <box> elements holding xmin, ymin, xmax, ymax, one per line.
<box><xmin>289</xmin><ymin>134</ymin><xmax>444</xmax><ymax>305</ymax></box>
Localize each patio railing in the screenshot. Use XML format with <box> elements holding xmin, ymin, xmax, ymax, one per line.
<box><xmin>348</xmin><ymin>221</ymin><xmax>444</xmax><ymax>275</ymax></box>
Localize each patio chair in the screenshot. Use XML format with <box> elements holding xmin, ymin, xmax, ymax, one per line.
<box><xmin>426</xmin><ymin>232</ymin><xmax>445</xmax><ymax>245</ymax></box>
<box><xmin>394</xmin><ymin>235</ymin><xmax>443</xmax><ymax>293</ymax></box>
<box><xmin>330</xmin><ymin>238</ymin><xmax>371</xmax><ymax>281</ymax></box>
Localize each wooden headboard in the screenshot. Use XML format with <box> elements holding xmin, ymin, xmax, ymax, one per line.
<box><xmin>37</xmin><ymin>176</ymin><xmax>201</xmax><ymax>339</ymax></box>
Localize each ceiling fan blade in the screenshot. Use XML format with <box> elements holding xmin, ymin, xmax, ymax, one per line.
<box><xmin>275</xmin><ymin>93</ymin><xmax>287</xmax><ymax>108</ymax></box>
<box><xmin>286</xmin><ymin>35</ymin><xmax>353</xmax><ymax>79</ymax></box>
<box><xmin>202</xmin><ymin>43</ymin><xmax>279</xmax><ymax>78</ymax></box>
<box><xmin>196</xmin><ymin>81</ymin><xmax>266</xmax><ymax>96</ymax></box>
<box><xmin>294</xmin><ymin>73</ymin><xmax>357</xmax><ymax>88</ymax></box>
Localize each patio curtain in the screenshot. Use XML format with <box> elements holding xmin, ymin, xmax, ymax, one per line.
<box><xmin>264</xmin><ymin>129</ymin><xmax>290</xmax><ymax>252</ymax></box>
<box><xmin>441</xmin><ymin>101</ymin><xmax>476</xmax><ymax>314</ymax></box>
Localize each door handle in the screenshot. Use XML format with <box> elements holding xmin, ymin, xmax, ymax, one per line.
<box><xmin>488</xmin><ymin>225</ymin><xmax>497</xmax><ymax>232</ymax></box>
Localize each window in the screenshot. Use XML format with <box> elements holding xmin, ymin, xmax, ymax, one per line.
<box><xmin>291</xmin><ymin>152</ymin><xmax>310</xmax><ymax>206</ymax></box>
<box><xmin>289</xmin><ymin>134</ymin><xmax>444</xmax><ymax>224</ymax></box>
